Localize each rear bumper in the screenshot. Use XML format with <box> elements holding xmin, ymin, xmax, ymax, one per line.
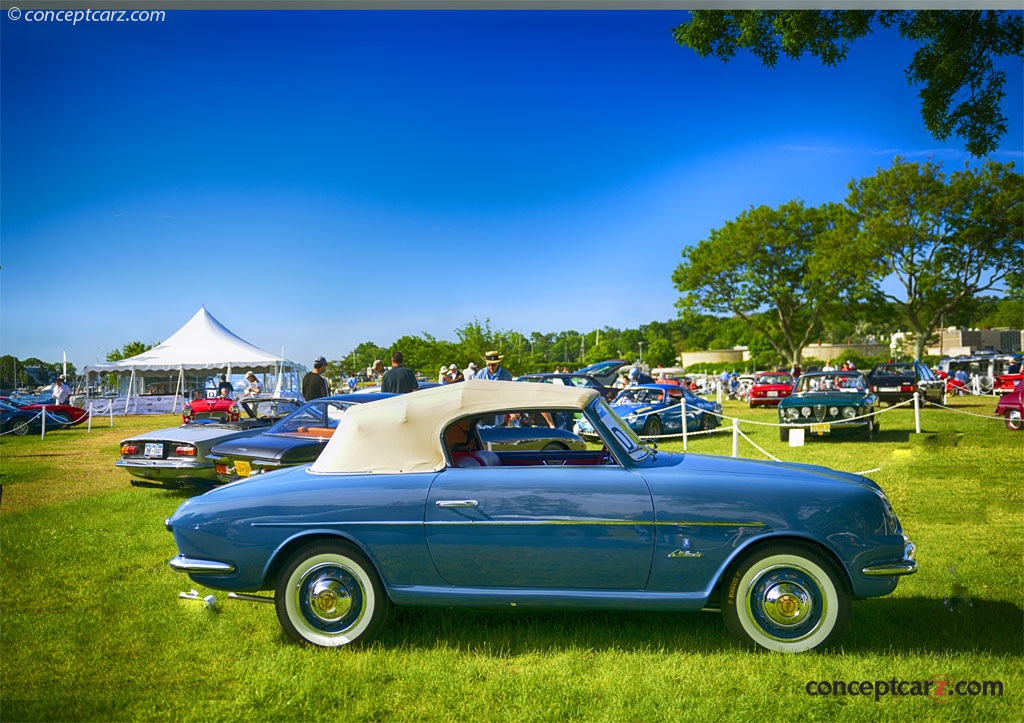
<box><xmin>116</xmin><ymin>459</ymin><xmax>216</xmax><ymax>482</ymax></box>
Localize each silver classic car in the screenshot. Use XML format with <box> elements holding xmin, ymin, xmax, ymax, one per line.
<box><xmin>117</xmin><ymin>397</ymin><xmax>304</xmax><ymax>487</ymax></box>
<box><xmin>168</xmin><ymin>380</ymin><xmax>916</xmax><ymax>653</ymax></box>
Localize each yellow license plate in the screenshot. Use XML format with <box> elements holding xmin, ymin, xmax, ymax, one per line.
<box><xmin>234</xmin><ymin>460</ymin><xmax>251</xmax><ymax>477</ymax></box>
<box><xmin>810</xmin><ymin>423</ymin><xmax>831</xmax><ymax>435</ymax></box>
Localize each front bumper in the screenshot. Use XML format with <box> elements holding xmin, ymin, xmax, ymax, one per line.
<box><xmin>861</xmin><ymin>539</ymin><xmax>918</xmax><ymax>577</ymax></box>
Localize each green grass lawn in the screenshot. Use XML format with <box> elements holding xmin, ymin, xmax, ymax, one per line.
<box><xmin>1</xmin><ymin>396</ymin><xmax>1021</xmax><ymax>722</ymax></box>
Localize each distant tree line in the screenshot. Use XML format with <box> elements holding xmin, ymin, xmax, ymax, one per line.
<box><xmin>0</xmin><ymin>355</ymin><xmax>77</xmax><ymax>390</ymax></box>
<box><xmin>11</xmin><ymin>286</ymin><xmax>1017</xmax><ymax>390</ymax></box>
<box><xmin>327</xmin><ymin>291</ymin><xmax>1018</xmax><ymax>380</ymax></box>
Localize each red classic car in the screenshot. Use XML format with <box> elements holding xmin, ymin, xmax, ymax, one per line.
<box><xmin>995</xmin><ymin>372</ymin><xmax>1024</xmax><ymax>395</ymax></box>
<box><xmin>995</xmin><ymin>379</ymin><xmax>1024</xmax><ymax>431</ymax></box>
<box><xmin>182</xmin><ymin>393</ymin><xmax>241</xmax><ymax>424</ymax></box>
<box><xmin>747</xmin><ymin>372</ymin><xmax>794</xmax><ymax>408</ymax></box>
<box><xmin>0</xmin><ymin>396</ymin><xmax>89</xmax><ymax>426</ymax></box>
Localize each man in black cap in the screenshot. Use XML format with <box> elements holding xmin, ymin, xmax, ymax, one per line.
<box><xmin>302</xmin><ymin>356</ymin><xmax>330</xmax><ymax>401</ymax></box>
<box><xmin>381</xmin><ymin>351</ymin><xmax>419</xmax><ymax>394</ymax></box>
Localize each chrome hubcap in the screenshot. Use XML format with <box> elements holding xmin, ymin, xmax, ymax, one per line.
<box><xmin>310</xmin><ymin>578</ymin><xmax>352</xmax><ymax>621</ymax></box>
<box><xmin>762</xmin><ymin>582</ymin><xmax>811</xmax><ymax>627</ymax></box>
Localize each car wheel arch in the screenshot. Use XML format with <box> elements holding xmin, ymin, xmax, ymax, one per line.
<box><xmin>712</xmin><ymin>534</ymin><xmax>854</xmax><ymax>600</ymax></box>
<box><xmin>262</xmin><ymin>531</ymin><xmax>387</xmax><ymax>595</ymax></box>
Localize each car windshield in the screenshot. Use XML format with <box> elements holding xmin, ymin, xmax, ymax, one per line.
<box><xmin>241</xmin><ymin>398</ymin><xmax>303</xmax><ymax>419</ymax></box>
<box><xmin>614</xmin><ymin>388</ymin><xmax>665</xmax><ymax>405</ymax></box>
<box><xmin>871</xmin><ymin>364</ymin><xmax>915</xmax><ymax>376</ymax></box>
<box><xmin>755</xmin><ymin>374</ymin><xmax>792</xmax><ymax>385</ymax></box>
<box><xmin>267</xmin><ymin>400</ymin><xmax>350</xmax><ymax>435</ymax></box>
<box><xmin>795</xmin><ymin>374</ymin><xmax>865</xmax><ymax>393</ymax></box>
<box><xmin>592</xmin><ymin>399</ymin><xmax>651</xmax><ymax>462</ymax></box>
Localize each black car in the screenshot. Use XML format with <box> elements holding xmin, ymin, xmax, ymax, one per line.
<box><xmin>516</xmin><ymin>372</ymin><xmax>617</xmax><ymax>400</ymax></box>
<box><xmin>866</xmin><ymin>362</ymin><xmax>944</xmax><ymax>406</ymax></box>
<box><xmin>209</xmin><ymin>393</ymin><xmax>391</xmax><ymax>483</ymax></box>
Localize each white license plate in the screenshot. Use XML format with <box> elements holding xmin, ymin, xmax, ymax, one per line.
<box><xmin>235</xmin><ymin>460</ymin><xmax>251</xmax><ymax>477</ymax></box>
<box><xmin>144</xmin><ymin>443</ymin><xmax>163</xmax><ymax>458</ymax></box>
<box><xmin>767</xmin><ymin>391</ymin><xmax>778</xmax><ymax>397</ymax></box>
<box><xmin>879</xmin><ymin>387</ymin><xmax>900</xmax><ymax>392</ymax></box>
<box><xmin>810</xmin><ymin>423</ymin><xmax>831</xmax><ymax>435</ymax></box>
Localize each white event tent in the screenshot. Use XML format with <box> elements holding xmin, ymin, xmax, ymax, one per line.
<box><xmin>82</xmin><ymin>307</ymin><xmax>303</xmax><ymax>413</ymax></box>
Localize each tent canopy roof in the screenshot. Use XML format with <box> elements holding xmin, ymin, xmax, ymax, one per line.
<box><xmin>83</xmin><ymin>307</ymin><xmax>294</xmax><ymax>374</ymax></box>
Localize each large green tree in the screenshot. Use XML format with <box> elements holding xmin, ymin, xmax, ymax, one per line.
<box><xmin>106</xmin><ymin>341</ymin><xmax>155</xmax><ymax>362</ymax></box>
<box><xmin>672</xmin><ymin>200</ymin><xmax>863</xmax><ymax>367</ymax></box>
<box><xmin>673</xmin><ymin>9</ymin><xmax>1023</xmax><ymax>156</ymax></box>
<box><xmin>846</xmin><ymin>158</ymin><xmax>1023</xmax><ymax>360</ymax></box>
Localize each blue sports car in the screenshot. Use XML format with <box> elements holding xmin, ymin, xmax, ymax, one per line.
<box><xmin>576</xmin><ymin>383</ymin><xmax>721</xmax><ymax>438</ymax></box>
<box><xmin>167</xmin><ymin>380</ymin><xmax>916</xmax><ymax>653</ymax></box>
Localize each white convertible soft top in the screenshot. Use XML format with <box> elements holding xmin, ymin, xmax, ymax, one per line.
<box><xmin>310</xmin><ymin>379</ymin><xmax>599</xmax><ymax>474</ymax></box>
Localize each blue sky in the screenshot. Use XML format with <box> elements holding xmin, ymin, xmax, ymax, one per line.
<box><xmin>2</xmin><ymin>9</ymin><xmax>1021</xmax><ymax>371</ymax></box>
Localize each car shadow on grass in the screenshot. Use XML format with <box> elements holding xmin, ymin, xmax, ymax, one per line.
<box><xmin>377</xmin><ymin>596</ymin><xmax>1022</xmax><ymax>656</ymax></box>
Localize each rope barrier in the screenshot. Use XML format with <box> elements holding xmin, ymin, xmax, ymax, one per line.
<box><xmin>0</xmin><ymin>408</ymin><xmax>65</xmax><ymax>438</ymax></box>
<box><xmin>0</xmin><ymin>409</ymin><xmax>45</xmax><ymax>437</ymax></box>
<box><xmin>631</xmin><ymin>391</ymin><xmax>1011</xmax><ymax>467</ymax></box>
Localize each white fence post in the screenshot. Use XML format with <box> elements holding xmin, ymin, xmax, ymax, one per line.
<box><xmin>87</xmin><ymin>403</ymin><xmax>93</xmax><ymax>433</ymax></box>
<box><xmin>681</xmin><ymin>395</ymin><xmax>688</xmax><ymax>452</ymax></box>
<box><xmin>40</xmin><ymin>405</ymin><xmax>46</xmax><ymax>439</ymax></box>
<box><xmin>913</xmin><ymin>392</ymin><xmax>921</xmax><ymax>434</ymax></box>
<box><xmin>731</xmin><ymin>417</ymin><xmax>739</xmax><ymax>458</ymax></box>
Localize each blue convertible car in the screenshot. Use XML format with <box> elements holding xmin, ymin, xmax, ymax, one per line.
<box><xmin>576</xmin><ymin>383</ymin><xmax>721</xmax><ymax>438</ymax></box>
<box><xmin>167</xmin><ymin>380</ymin><xmax>916</xmax><ymax>653</ymax></box>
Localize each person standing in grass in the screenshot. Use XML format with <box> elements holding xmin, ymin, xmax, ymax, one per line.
<box><xmin>302</xmin><ymin>356</ymin><xmax>330</xmax><ymax>401</ymax></box>
<box><xmin>381</xmin><ymin>352</ymin><xmax>418</xmax><ymax>394</ymax></box>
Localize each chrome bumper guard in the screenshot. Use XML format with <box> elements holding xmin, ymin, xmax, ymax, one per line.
<box><xmin>169</xmin><ymin>554</ymin><xmax>236</xmax><ymax>575</ymax></box>
<box><xmin>861</xmin><ymin>540</ymin><xmax>917</xmax><ymax>577</ymax></box>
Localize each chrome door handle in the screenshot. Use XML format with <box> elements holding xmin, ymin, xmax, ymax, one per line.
<box><xmin>435</xmin><ymin>500</ymin><xmax>479</xmax><ymax>508</ymax></box>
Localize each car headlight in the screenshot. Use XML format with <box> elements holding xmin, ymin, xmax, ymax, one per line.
<box><xmin>801</xmin><ymin>406</ymin><xmax>812</xmax><ymax>418</ymax></box>
<box><xmin>783</xmin><ymin>408</ymin><xmax>799</xmax><ymax>420</ymax></box>
<box><xmin>829</xmin><ymin>406</ymin><xmax>840</xmax><ymax>417</ymax></box>
<box><xmin>842</xmin><ymin>407</ymin><xmax>856</xmax><ymax>419</ymax></box>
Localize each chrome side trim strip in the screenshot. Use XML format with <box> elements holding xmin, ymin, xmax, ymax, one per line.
<box><xmin>250</xmin><ymin>519</ymin><xmax>766</xmax><ymax>528</ymax></box>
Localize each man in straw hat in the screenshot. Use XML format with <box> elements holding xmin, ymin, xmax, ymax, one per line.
<box><xmin>476</xmin><ymin>351</ymin><xmax>512</xmax><ymax>382</ymax></box>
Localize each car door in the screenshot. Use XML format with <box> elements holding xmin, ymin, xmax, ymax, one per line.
<box><xmin>425</xmin><ymin>464</ymin><xmax>655</xmax><ymax>590</ymax></box>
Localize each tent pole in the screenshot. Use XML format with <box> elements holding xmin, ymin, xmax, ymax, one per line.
<box><xmin>125</xmin><ymin>368</ymin><xmax>135</xmax><ymax>415</ymax></box>
<box><xmin>173</xmin><ymin>366</ymin><xmax>184</xmax><ymax>413</ymax></box>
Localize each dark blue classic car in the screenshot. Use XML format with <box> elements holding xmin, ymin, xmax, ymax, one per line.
<box><xmin>167</xmin><ymin>380</ymin><xmax>916</xmax><ymax>653</ymax></box>
<box><xmin>209</xmin><ymin>392</ymin><xmax>585</xmax><ymax>483</ymax></box>
<box><xmin>778</xmin><ymin>372</ymin><xmax>879</xmax><ymax>442</ymax></box>
<box><xmin>1</xmin><ymin>400</ymin><xmax>72</xmax><ymax>436</ymax></box>
<box><xmin>576</xmin><ymin>383</ymin><xmax>721</xmax><ymax>438</ymax></box>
